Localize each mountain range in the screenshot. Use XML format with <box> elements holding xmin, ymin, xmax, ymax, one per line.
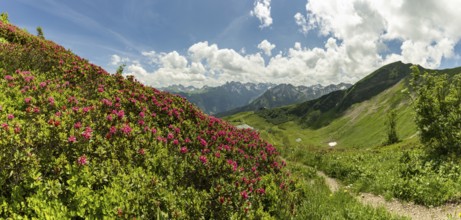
<box><xmin>162</xmin><ymin>81</ymin><xmax>274</xmax><ymax>115</ymax></box>
<box><xmin>163</xmin><ymin>82</ymin><xmax>351</xmax><ymax>116</ymax></box>
<box><xmin>218</xmin><ymin>82</ymin><xmax>351</xmax><ymax>117</ymax></box>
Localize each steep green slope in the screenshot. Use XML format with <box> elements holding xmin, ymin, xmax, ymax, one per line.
<box><xmin>225</xmin><ymin>80</ymin><xmax>415</xmax><ymax>148</ymax></box>
<box><xmin>254</xmin><ymin>61</ymin><xmax>414</xmax><ymax>128</ymax></box>
<box><xmin>225</xmin><ymin>62</ymin><xmax>461</xmax><ymax>148</ymax></box>
<box><xmin>0</xmin><ymin>20</ymin><xmax>299</xmax><ymax>219</ymax></box>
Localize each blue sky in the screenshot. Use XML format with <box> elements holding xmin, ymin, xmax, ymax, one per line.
<box><xmin>2</xmin><ymin>0</ymin><xmax>461</xmax><ymax>87</ymax></box>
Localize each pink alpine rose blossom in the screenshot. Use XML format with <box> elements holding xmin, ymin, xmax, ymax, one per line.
<box><xmin>200</xmin><ymin>138</ymin><xmax>207</xmax><ymax>147</ymax></box>
<box><xmin>74</xmin><ymin>122</ymin><xmax>82</xmax><ymax>129</ymax></box>
<box><xmin>240</xmin><ymin>191</ymin><xmax>249</xmax><ymax>200</ymax></box>
<box><xmin>14</xmin><ymin>126</ymin><xmax>20</xmax><ymax>134</ymax></box>
<box><xmin>48</xmin><ymin>97</ymin><xmax>55</xmax><ymax>105</ymax></box>
<box><xmin>199</xmin><ymin>155</ymin><xmax>207</xmax><ymax>164</ymax></box>
<box><xmin>256</xmin><ymin>188</ymin><xmax>266</xmax><ymax>195</ymax></box>
<box><xmin>68</xmin><ymin>136</ymin><xmax>77</xmax><ymax>143</ymax></box>
<box><xmin>109</xmin><ymin>126</ymin><xmax>117</xmax><ymax>134</ymax></box>
<box><xmin>117</xmin><ymin>110</ymin><xmax>124</xmax><ymax>119</ymax></box>
<box><xmin>81</xmin><ymin>127</ymin><xmax>93</xmax><ymax>139</ymax></box>
<box><xmin>121</xmin><ymin>124</ymin><xmax>132</xmax><ymax>135</ymax></box>
<box><xmin>77</xmin><ymin>155</ymin><xmax>88</xmax><ymax>166</ymax></box>
<box><xmin>138</xmin><ymin>148</ymin><xmax>145</xmax><ymax>155</ymax></box>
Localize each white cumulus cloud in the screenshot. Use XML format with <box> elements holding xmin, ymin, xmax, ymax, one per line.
<box><xmin>116</xmin><ymin>0</ymin><xmax>461</xmax><ymax>89</ymax></box>
<box><xmin>110</xmin><ymin>54</ymin><xmax>130</xmax><ymax>66</ymax></box>
<box><xmin>251</xmin><ymin>0</ymin><xmax>272</xmax><ymax>28</ymax></box>
<box><xmin>121</xmin><ymin>41</ymin><xmax>268</xmax><ymax>88</ymax></box>
<box><xmin>294</xmin><ymin>13</ymin><xmax>309</xmax><ymax>35</ymax></box>
<box><xmin>257</xmin><ymin>39</ymin><xmax>276</xmax><ymax>56</ymax></box>
<box><xmin>303</xmin><ymin>0</ymin><xmax>461</xmax><ymax>69</ymax></box>
<box><xmin>120</xmin><ymin>39</ymin><xmax>364</xmax><ymax>88</ymax></box>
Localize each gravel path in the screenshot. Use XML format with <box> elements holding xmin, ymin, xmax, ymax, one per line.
<box><xmin>317</xmin><ymin>171</ymin><xmax>461</xmax><ymax>220</ymax></box>
<box><xmin>317</xmin><ymin>171</ymin><xmax>340</xmax><ymax>193</ymax></box>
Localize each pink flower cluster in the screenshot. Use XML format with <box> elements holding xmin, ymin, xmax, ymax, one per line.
<box><xmin>121</xmin><ymin>124</ymin><xmax>132</xmax><ymax>135</ymax></box>
<box><xmin>77</xmin><ymin>155</ymin><xmax>88</xmax><ymax>166</ymax></box>
<box><xmin>82</xmin><ymin>126</ymin><xmax>93</xmax><ymax>139</ymax></box>
<box><xmin>199</xmin><ymin>155</ymin><xmax>207</xmax><ymax>164</ymax></box>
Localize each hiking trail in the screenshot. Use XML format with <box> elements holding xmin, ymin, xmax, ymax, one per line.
<box><xmin>317</xmin><ymin>171</ymin><xmax>461</xmax><ymax>220</ymax></box>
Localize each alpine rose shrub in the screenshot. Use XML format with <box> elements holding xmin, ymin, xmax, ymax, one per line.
<box><xmin>0</xmin><ymin>20</ymin><xmax>299</xmax><ymax>219</ymax></box>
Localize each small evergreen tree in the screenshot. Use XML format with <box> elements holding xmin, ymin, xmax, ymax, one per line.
<box><xmin>385</xmin><ymin>109</ymin><xmax>399</xmax><ymax>145</ymax></box>
<box><xmin>116</xmin><ymin>64</ymin><xmax>126</xmax><ymax>75</ymax></box>
<box><xmin>36</xmin><ymin>26</ymin><xmax>44</xmax><ymax>39</ymax></box>
<box><xmin>0</xmin><ymin>12</ymin><xmax>9</xmax><ymax>24</ymax></box>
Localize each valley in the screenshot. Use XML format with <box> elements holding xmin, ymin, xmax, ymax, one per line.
<box><xmin>2</xmin><ymin>8</ymin><xmax>461</xmax><ymax>219</ymax></box>
<box><xmin>224</xmin><ymin>62</ymin><xmax>461</xmax><ymax>219</ymax></box>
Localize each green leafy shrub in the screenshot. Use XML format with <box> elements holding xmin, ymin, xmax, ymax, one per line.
<box><xmin>303</xmin><ymin>146</ymin><xmax>461</xmax><ymax>206</ymax></box>
<box><xmin>288</xmin><ymin>162</ymin><xmax>407</xmax><ymax>220</ymax></box>
<box><xmin>0</xmin><ymin>13</ymin><xmax>8</xmax><ymax>24</ymax></box>
<box><xmin>0</xmin><ymin>20</ymin><xmax>299</xmax><ymax>218</ymax></box>
<box><xmin>410</xmin><ymin>66</ymin><xmax>461</xmax><ymax>156</ymax></box>
<box><xmin>392</xmin><ymin>151</ymin><xmax>460</xmax><ymax>206</ymax></box>
<box><xmin>256</xmin><ymin>108</ymin><xmax>291</xmax><ymax>125</ymax></box>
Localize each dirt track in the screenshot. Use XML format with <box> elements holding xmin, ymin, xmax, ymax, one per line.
<box><xmin>317</xmin><ymin>171</ymin><xmax>461</xmax><ymax>220</ymax></box>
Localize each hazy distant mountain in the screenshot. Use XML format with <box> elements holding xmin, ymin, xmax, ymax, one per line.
<box><xmin>218</xmin><ymin>83</ymin><xmax>351</xmax><ymax>117</ymax></box>
<box><xmin>161</xmin><ymin>84</ymin><xmax>201</xmax><ymax>93</ymax></box>
<box><xmin>162</xmin><ymin>81</ymin><xmax>274</xmax><ymax>115</ymax></box>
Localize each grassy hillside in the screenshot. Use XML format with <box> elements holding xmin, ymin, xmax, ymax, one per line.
<box><xmin>231</xmin><ymin>61</ymin><xmax>461</xmax><ymax>148</ymax></box>
<box><xmin>225</xmin><ymin>62</ymin><xmax>461</xmax><ymax>208</ymax></box>
<box><xmin>226</xmin><ymin>80</ymin><xmax>416</xmax><ymax>148</ymax></box>
<box><xmin>251</xmin><ymin>61</ymin><xmax>414</xmax><ymax>128</ymax></box>
<box><xmin>0</xmin><ymin>20</ymin><xmax>302</xmax><ymax>219</ymax></box>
